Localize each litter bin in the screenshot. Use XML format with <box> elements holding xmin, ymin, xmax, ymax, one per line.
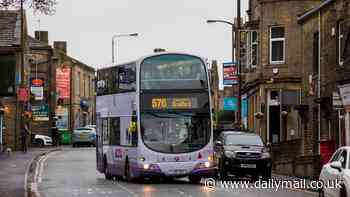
<box><xmin>59</xmin><ymin>130</ymin><xmax>72</xmax><ymax>145</ymax></box>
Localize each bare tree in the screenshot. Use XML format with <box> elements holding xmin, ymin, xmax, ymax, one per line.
<box><xmin>0</xmin><ymin>0</ymin><xmax>57</xmax><ymax>15</ymax></box>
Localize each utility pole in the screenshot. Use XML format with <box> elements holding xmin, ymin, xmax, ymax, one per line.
<box><xmin>236</xmin><ymin>0</ymin><xmax>242</xmax><ymax>127</ymax></box>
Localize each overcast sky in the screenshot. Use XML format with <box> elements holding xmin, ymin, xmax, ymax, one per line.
<box><xmin>27</xmin><ymin>0</ymin><xmax>248</xmax><ymax>87</ymax></box>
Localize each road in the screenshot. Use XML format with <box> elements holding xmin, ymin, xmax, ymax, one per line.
<box><xmin>38</xmin><ymin>147</ymin><xmax>318</xmax><ymax>197</ymax></box>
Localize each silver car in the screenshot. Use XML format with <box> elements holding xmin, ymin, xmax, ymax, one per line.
<box><xmin>72</xmin><ymin>127</ymin><xmax>96</xmax><ymax>147</ymax></box>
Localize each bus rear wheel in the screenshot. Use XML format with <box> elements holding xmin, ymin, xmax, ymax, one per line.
<box><xmin>104</xmin><ymin>157</ymin><xmax>113</xmax><ymax>180</ymax></box>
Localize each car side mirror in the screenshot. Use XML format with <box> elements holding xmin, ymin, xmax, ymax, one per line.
<box><xmin>330</xmin><ymin>161</ymin><xmax>342</xmax><ymax>172</ymax></box>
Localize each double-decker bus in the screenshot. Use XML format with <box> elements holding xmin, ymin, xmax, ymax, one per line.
<box><xmin>96</xmin><ymin>52</ymin><xmax>214</xmax><ymax>183</ymax></box>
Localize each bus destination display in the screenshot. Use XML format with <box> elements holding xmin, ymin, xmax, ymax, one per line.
<box><xmin>151</xmin><ymin>97</ymin><xmax>198</xmax><ymax>109</ymax></box>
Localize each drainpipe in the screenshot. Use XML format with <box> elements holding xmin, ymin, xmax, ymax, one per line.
<box><xmin>318</xmin><ymin>11</ymin><xmax>321</xmax><ymax>155</ymax></box>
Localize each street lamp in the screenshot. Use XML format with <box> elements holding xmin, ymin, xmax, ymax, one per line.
<box><xmin>207</xmin><ymin>19</ymin><xmax>241</xmax><ymax>126</ymax></box>
<box><xmin>112</xmin><ymin>33</ymin><xmax>138</xmax><ymax>64</ymax></box>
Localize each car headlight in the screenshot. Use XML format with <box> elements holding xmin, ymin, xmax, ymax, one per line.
<box><xmin>224</xmin><ymin>151</ymin><xmax>236</xmax><ymax>158</ymax></box>
<box><xmin>261</xmin><ymin>152</ymin><xmax>271</xmax><ymax>159</ymax></box>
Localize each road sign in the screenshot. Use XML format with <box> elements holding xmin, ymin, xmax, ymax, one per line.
<box><xmin>223</xmin><ymin>97</ymin><xmax>238</xmax><ymax>111</ymax></box>
<box><xmin>223</xmin><ymin>62</ymin><xmax>239</xmax><ymax>85</ymax></box>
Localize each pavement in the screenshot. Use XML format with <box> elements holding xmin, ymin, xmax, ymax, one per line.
<box><xmin>0</xmin><ymin>147</ymin><xmax>60</xmax><ymax>197</ymax></box>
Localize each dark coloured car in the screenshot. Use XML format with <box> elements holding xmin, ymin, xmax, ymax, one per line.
<box><xmin>214</xmin><ymin>131</ymin><xmax>272</xmax><ymax>180</ymax></box>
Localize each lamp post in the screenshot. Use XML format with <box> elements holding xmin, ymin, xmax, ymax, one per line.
<box><xmin>112</xmin><ymin>33</ymin><xmax>138</xmax><ymax>64</ymax></box>
<box><xmin>207</xmin><ymin>19</ymin><xmax>241</xmax><ymax>126</ymax></box>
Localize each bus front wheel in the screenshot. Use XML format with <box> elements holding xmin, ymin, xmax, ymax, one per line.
<box><xmin>104</xmin><ymin>157</ymin><xmax>113</xmax><ymax>180</ymax></box>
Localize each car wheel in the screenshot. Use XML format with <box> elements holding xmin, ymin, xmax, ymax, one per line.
<box><xmin>341</xmin><ymin>186</ymin><xmax>347</xmax><ymax>197</ymax></box>
<box><xmin>262</xmin><ymin>169</ymin><xmax>271</xmax><ymax>181</ymax></box>
<box><xmin>188</xmin><ymin>176</ymin><xmax>202</xmax><ymax>184</ymax></box>
<box><xmin>318</xmin><ymin>187</ymin><xmax>324</xmax><ymax>197</ymax></box>
<box><xmin>36</xmin><ymin>139</ymin><xmax>44</xmax><ymax>147</ymax></box>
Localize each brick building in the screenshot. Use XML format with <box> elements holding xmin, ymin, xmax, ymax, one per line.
<box><xmin>243</xmin><ymin>0</ymin><xmax>322</xmax><ymax>178</ymax></box>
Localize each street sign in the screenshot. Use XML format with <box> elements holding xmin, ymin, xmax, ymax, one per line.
<box><xmin>223</xmin><ymin>62</ymin><xmax>239</xmax><ymax>85</ymax></box>
<box><xmin>30</xmin><ymin>78</ymin><xmax>45</xmax><ymax>100</ymax></box>
<box><xmin>223</xmin><ymin>97</ymin><xmax>238</xmax><ymax>111</ymax></box>
<box><xmin>56</xmin><ymin>67</ymin><xmax>71</xmax><ymax>99</ymax></box>
<box><xmin>18</xmin><ymin>88</ymin><xmax>29</xmax><ymax>102</ymax></box>
<box><xmin>32</xmin><ymin>104</ymin><xmax>49</xmax><ymax>121</ymax></box>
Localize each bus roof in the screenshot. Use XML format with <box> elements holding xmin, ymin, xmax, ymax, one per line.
<box><xmin>97</xmin><ymin>52</ymin><xmax>206</xmax><ymax>72</ymax></box>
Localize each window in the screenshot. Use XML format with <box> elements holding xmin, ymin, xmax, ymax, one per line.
<box><xmin>76</xmin><ymin>72</ymin><xmax>80</xmax><ymax>96</ymax></box>
<box><xmin>330</xmin><ymin>149</ymin><xmax>342</xmax><ymax>162</ymax></box>
<box><xmin>339</xmin><ymin>150</ymin><xmax>347</xmax><ymax>169</ymax></box>
<box><xmin>250</xmin><ymin>31</ymin><xmax>258</xmax><ymax>68</ymax></box>
<box><xmin>102</xmin><ymin>119</ymin><xmax>109</xmax><ymax>145</ymax></box>
<box><xmin>338</xmin><ymin>21</ymin><xmax>345</xmax><ymax>66</ymax></box>
<box><xmin>118</xmin><ymin>63</ymin><xmax>136</xmax><ymax>92</ymax></box>
<box><xmin>0</xmin><ymin>54</ymin><xmax>16</xmax><ymax>96</ymax></box>
<box><xmin>270</xmin><ymin>26</ymin><xmax>285</xmax><ymax>64</ymax></box>
<box><xmin>313</xmin><ymin>32</ymin><xmax>319</xmax><ymax>75</ymax></box>
<box><xmin>110</xmin><ymin>118</ymin><xmax>120</xmax><ymax>145</ymax></box>
<box><xmin>141</xmin><ymin>54</ymin><xmax>207</xmax><ymax>90</ymax></box>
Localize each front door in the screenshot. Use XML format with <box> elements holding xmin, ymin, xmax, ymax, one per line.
<box><xmin>96</xmin><ymin>113</ymin><xmax>104</xmax><ymax>172</ymax></box>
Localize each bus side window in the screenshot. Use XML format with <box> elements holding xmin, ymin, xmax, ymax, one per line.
<box><xmin>102</xmin><ymin>118</ymin><xmax>109</xmax><ymax>145</ymax></box>
<box><xmin>110</xmin><ymin>118</ymin><xmax>121</xmax><ymax>145</ymax></box>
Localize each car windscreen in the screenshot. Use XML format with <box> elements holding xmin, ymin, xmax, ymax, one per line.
<box><xmin>224</xmin><ymin>134</ymin><xmax>264</xmax><ymax>146</ymax></box>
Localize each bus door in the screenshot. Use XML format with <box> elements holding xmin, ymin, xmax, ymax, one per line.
<box><xmin>96</xmin><ymin>113</ymin><xmax>104</xmax><ymax>173</ymax></box>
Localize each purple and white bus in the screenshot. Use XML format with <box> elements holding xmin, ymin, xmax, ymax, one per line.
<box><xmin>96</xmin><ymin>52</ymin><xmax>214</xmax><ymax>183</ymax></box>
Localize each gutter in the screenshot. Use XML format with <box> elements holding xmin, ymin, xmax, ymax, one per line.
<box><xmin>297</xmin><ymin>0</ymin><xmax>335</xmax><ymax>24</ymax></box>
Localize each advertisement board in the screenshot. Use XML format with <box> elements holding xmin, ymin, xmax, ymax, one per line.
<box><xmin>223</xmin><ymin>97</ymin><xmax>238</xmax><ymax>111</ymax></box>
<box><xmin>339</xmin><ymin>83</ymin><xmax>350</xmax><ymax>109</ymax></box>
<box><xmin>30</xmin><ymin>78</ymin><xmax>44</xmax><ymax>100</ymax></box>
<box><xmin>32</xmin><ymin>104</ymin><xmax>49</xmax><ymax>121</ymax></box>
<box><xmin>223</xmin><ymin>62</ymin><xmax>239</xmax><ymax>85</ymax></box>
<box><xmin>56</xmin><ymin>106</ymin><xmax>69</xmax><ymax>130</ymax></box>
<box><xmin>56</xmin><ymin>67</ymin><xmax>71</xmax><ymax>99</ymax></box>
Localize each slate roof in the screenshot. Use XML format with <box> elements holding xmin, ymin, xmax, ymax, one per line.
<box><xmin>0</xmin><ymin>10</ymin><xmax>21</xmax><ymax>47</ymax></box>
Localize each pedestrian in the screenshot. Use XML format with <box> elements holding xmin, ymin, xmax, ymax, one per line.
<box><xmin>21</xmin><ymin>122</ymin><xmax>30</xmax><ymax>153</ymax></box>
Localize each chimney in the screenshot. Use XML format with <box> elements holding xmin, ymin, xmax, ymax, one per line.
<box><xmin>34</xmin><ymin>31</ymin><xmax>49</xmax><ymax>44</ymax></box>
<box><xmin>54</xmin><ymin>41</ymin><xmax>67</xmax><ymax>54</ymax></box>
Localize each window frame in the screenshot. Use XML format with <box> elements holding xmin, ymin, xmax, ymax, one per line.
<box><xmin>338</xmin><ymin>20</ymin><xmax>345</xmax><ymax>67</ymax></box>
<box><xmin>251</xmin><ymin>31</ymin><xmax>258</xmax><ymax>68</ymax></box>
<box><xmin>269</xmin><ymin>26</ymin><xmax>286</xmax><ymax>65</ymax></box>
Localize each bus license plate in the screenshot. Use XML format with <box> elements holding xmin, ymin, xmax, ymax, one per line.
<box><xmin>240</xmin><ymin>164</ymin><xmax>256</xmax><ymax>168</ymax></box>
<box><xmin>171</xmin><ymin>169</ymin><xmax>187</xmax><ymax>175</ymax></box>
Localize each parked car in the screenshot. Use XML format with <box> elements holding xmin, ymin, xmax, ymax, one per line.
<box><xmin>32</xmin><ymin>134</ymin><xmax>53</xmax><ymax>147</ymax></box>
<box><xmin>72</xmin><ymin>127</ymin><xmax>96</xmax><ymax>147</ymax></box>
<box><xmin>214</xmin><ymin>131</ymin><xmax>272</xmax><ymax>180</ymax></box>
<box><xmin>319</xmin><ymin>146</ymin><xmax>350</xmax><ymax>197</ymax></box>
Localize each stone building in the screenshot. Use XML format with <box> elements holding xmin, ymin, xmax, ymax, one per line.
<box><xmin>53</xmin><ymin>42</ymin><xmax>95</xmax><ymax>133</ymax></box>
<box><xmin>0</xmin><ymin>10</ymin><xmax>30</xmax><ymax>151</ymax></box>
<box><xmin>243</xmin><ymin>0</ymin><xmax>322</xmax><ymax>178</ymax></box>
<box><xmin>297</xmin><ymin>0</ymin><xmax>350</xmax><ymax>175</ymax></box>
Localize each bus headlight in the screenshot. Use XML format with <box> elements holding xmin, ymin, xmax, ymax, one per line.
<box><xmin>143</xmin><ymin>163</ymin><xmax>150</xmax><ymax>170</ymax></box>
<box><xmin>204</xmin><ymin>161</ymin><xmax>210</xmax><ymax>168</ymax></box>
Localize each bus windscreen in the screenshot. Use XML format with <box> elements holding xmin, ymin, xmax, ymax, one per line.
<box><xmin>140</xmin><ymin>54</ymin><xmax>208</xmax><ymax>90</ymax></box>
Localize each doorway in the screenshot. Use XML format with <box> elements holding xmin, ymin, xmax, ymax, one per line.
<box><xmin>269</xmin><ymin>106</ymin><xmax>280</xmax><ymax>143</ymax></box>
